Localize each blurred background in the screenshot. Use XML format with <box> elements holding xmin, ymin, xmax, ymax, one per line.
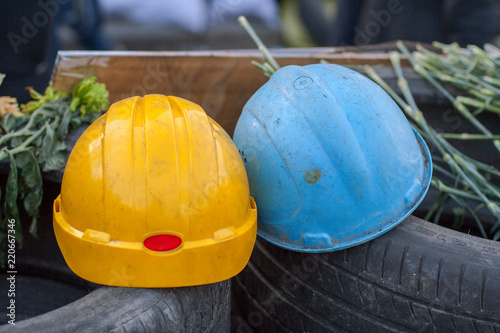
<box><xmin>1</xmin><ymin>0</ymin><xmax>500</xmax><ymax>103</ymax></box>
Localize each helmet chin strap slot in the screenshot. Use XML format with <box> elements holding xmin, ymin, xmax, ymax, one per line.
<box><xmin>82</xmin><ymin>229</ymin><xmax>111</xmax><ymax>244</ymax></box>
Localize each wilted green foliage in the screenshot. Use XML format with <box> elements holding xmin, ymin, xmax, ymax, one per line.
<box><xmin>0</xmin><ymin>76</ymin><xmax>109</xmax><ymax>265</ymax></box>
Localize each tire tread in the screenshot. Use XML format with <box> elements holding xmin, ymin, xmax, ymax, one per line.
<box><xmin>233</xmin><ymin>216</ymin><xmax>500</xmax><ymax>332</ymax></box>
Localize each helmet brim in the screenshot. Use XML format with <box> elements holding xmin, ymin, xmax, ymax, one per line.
<box><xmin>257</xmin><ymin>127</ymin><xmax>433</xmax><ymax>253</ymax></box>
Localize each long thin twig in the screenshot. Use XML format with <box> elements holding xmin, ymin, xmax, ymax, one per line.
<box><xmin>238</xmin><ymin>16</ymin><xmax>280</xmax><ymax>73</ymax></box>
<box><xmin>439</xmin><ymin>133</ymin><xmax>500</xmax><ymax>140</ymax></box>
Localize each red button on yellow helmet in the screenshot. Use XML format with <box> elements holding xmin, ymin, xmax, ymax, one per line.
<box><xmin>53</xmin><ymin>95</ymin><xmax>257</xmax><ymax>287</ymax></box>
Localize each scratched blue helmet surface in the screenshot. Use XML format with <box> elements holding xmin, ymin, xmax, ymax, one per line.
<box><xmin>233</xmin><ymin>64</ymin><xmax>432</xmax><ymax>252</ymax></box>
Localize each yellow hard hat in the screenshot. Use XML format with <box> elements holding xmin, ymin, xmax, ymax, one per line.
<box><xmin>53</xmin><ymin>95</ymin><xmax>257</xmax><ymax>287</ymax></box>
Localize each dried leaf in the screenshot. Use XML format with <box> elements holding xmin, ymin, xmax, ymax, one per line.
<box><xmin>0</xmin><ymin>96</ymin><xmax>22</xmax><ymax>117</ymax></box>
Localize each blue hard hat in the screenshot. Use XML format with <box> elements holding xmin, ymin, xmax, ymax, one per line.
<box><xmin>233</xmin><ymin>64</ymin><xmax>432</xmax><ymax>252</ymax></box>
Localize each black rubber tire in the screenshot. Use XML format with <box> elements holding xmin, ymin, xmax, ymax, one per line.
<box><xmin>232</xmin><ymin>215</ymin><xmax>500</xmax><ymax>333</ymax></box>
<box><xmin>2</xmin><ymin>280</ymin><xmax>230</xmax><ymax>333</ymax></box>
<box><xmin>1</xmin><ymin>147</ymin><xmax>232</xmax><ymax>332</ymax></box>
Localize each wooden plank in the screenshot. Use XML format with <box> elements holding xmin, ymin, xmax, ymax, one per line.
<box><xmin>50</xmin><ymin>48</ymin><xmax>410</xmax><ymax>135</ymax></box>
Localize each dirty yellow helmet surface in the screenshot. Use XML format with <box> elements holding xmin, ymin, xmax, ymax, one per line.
<box><xmin>53</xmin><ymin>95</ymin><xmax>257</xmax><ymax>287</ymax></box>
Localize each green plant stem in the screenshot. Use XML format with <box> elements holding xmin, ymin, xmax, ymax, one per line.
<box><xmin>483</xmin><ymin>75</ymin><xmax>500</xmax><ymax>87</ymax></box>
<box><xmin>457</xmin><ymin>96</ymin><xmax>500</xmax><ymax>114</ymax></box>
<box><xmin>238</xmin><ymin>16</ymin><xmax>280</xmax><ymax>75</ymax></box>
<box><xmin>431</xmin><ymin>178</ymin><xmax>486</xmax><ymax>202</ymax></box>
<box><xmin>424</xmin><ymin>192</ymin><xmax>447</xmax><ymax>221</ymax></box>
<box><xmin>432</xmin><ymin>163</ymin><xmax>457</xmax><ymax>181</ymax></box>
<box><xmin>449</xmin><ymin>144</ymin><xmax>500</xmax><ymax>178</ymax></box>
<box><xmin>0</xmin><ymin>122</ymin><xmax>50</xmax><ymax>161</ymax></box>
<box><xmin>0</xmin><ymin>108</ymin><xmax>44</xmax><ymax>145</ymax></box>
<box><xmin>468</xmin><ymin>75</ymin><xmax>500</xmax><ymax>95</ymax></box>
<box><xmin>439</xmin><ymin>133</ymin><xmax>500</xmax><ymax>140</ymax></box>
<box><xmin>449</xmin><ymin>193</ymin><xmax>488</xmax><ymax>238</ymax></box>
<box><xmin>238</xmin><ymin>16</ymin><xmax>280</xmax><ymax>72</ymax></box>
<box><xmin>445</xmin><ymin>152</ymin><xmax>500</xmax><ymax>217</ymax></box>
<box><xmin>454</xmin><ymin>155</ymin><xmax>500</xmax><ymax>200</ymax></box>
